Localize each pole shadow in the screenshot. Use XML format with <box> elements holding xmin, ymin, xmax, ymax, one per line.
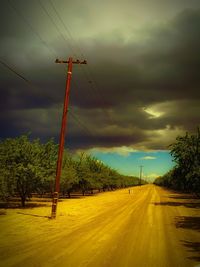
<box><xmin>0</xmin><ymin>202</ymin><xmax>50</xmax><ymax>209</ymax></box>
<box><xmin>17</xmin><ymin>212</ymin><xmax>50</xmax><ymax>219</ymax></box>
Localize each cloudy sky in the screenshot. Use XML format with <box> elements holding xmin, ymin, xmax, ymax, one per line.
<box><xmin>1</xmin><ymin>0</ymin><xmax>200</xmax><ymax>179</ymax></box>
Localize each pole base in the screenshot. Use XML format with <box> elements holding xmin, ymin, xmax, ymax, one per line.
<box><xmin>51</xmin><ymin>192</ymin><xmax>58</xmax><ymax>219</ymax></box>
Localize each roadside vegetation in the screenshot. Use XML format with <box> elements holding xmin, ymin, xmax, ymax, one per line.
<box><xmin>154</xmin><ymin>127</ymin><xmax>200</xmax><ymax>195</ymax></box>
<box><xmin>0</xmin><ymin>134</ymin><xmax>140</xmax><ymax>207</ymax></box>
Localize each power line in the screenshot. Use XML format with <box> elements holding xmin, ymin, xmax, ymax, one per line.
<box><xmin>49</xmin><ymin>0</ymin><xmax>85</xmax><ymax>59</ymax></box>
<box><xmin>49</xmin><ymin>1</ymin><xmax>75</xmax><ymax>46</ymax></box>
<box><xmin>38</xmin><ymin>0</ymin><xmax>92</xmax><ymax>102</ymax></box>
<box><xmin>7</xmin><ymin>0</ymin><xmax>69</xmax><ymax>77</ymax></box>
<box><xmin>80</xmin><ymin>65</ymin><xmax>116</xmax><ymax>125</ymax></box>
<box><xmin>0</xmin><ymin>58</ymin><xmax>59</xmax><ymax>103</ymax></box>
<box><xmin>54</xmin><ymin>58</ymin><xmax>94</xmax><ymax>137</ymax></box>
<box><xmin>5</xmin><ymin>1</ymin><xmax>114</xmax><ymax>137</ymax></box>
<box><xmin>47</xmin><ymin>1</ymin><xmax>98</xmax><ymax>100</ymax></box>
<box><xmin>4</xmin><ymin>1</ymin><xmax>98</xmax><ymax>139</ymax></box>
<box><xmin>7</xmin><ymin>0</ymin><xmax>57</xmax><ymax>59</ymax></box>
<box><xmin>7</xmin><ymin>0</ymin><xmax>113</xmax><ymax>122</ymax></box>
<box><xmin>46</xmin><ymin>0</ymin><xmax>115</xmax><ymax>124</ymax></box>
<box><xmin>1</xmin><ymin>59</ymin><xmax>94</xmax><ymax>137</ymax></box>
<box><xmin>0</xmin><ymin>60</ymin><xmax>30</xmax><ymax>84</ymax></box>
<box><xmin>69</xmin><ymin>111</ymin><xmax>93</xmax><ymax>136</ymax></box>
<box><xmin>38</xmin><ymin>0</ymin><xmax>77</xmax><ymax>57</ymax></box>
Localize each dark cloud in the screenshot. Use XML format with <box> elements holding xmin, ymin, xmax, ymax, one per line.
<box><xmin>0</xmin><ymin>1</ymin><xmax>200</xmax><ymax>150</ymax></box>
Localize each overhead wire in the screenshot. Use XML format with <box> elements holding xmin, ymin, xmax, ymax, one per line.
<box><xmin>37</xmin><ymin>1</ymin><xmax>110</xmax><ymax>145</ymax></box>
<box><xmin>0</xmin><ymin>60</ymin><xmax>31</xmax><ymax>85</ymax></box>
<box><xmin>69</xmin><ymin>111</ymin><xmax>93</xmax><ymax>136</ymax></box>
<box><xmin>0</xmin><ymin>59</ymin><xmax>92</xmax><ymax>138</ymax></box>
<box><xmin>7</xmin><ymin>0</ymin><xmax>69</xmax><ymax>79</ymax></box>
<box><xmin>49</xmin><ymin>0</ymin><xmax>78</xmax><ymax>53</ymax></box>
<box><xmin>38</xmin><ymin>0</ymin><xmax>96</xmax><ymax>104</ymax></box>
<box><xmin>7</xmin><ymin>0</ymin><xmax>108</xmax><ymax>116</ymax></box>
<box><xmin>47</xmin><ymin>0</ymin><xmax>115</xmax><ymax>125</ymax></box>
<box><xmin>4</xmin><ymin>1</ymin><xmax>103</xmax><ymax>143</ymax></box>
<box><xmin>38</xmin><ymin>0</ymin><xmax>77</xmax><ymax>58</ymax></box>
<box><xmin>0</xmin><ymin>58</ymin><xmax>57</xmax><ymax>103</ymax></box>
<box><xmin>7</xmin><ymin>0</ymin><xmax>57</xmax><ymax>59</ymax></box>
<box><xmin>37</xmin><ymin>0</ymin><xmax>92</xmax><ymax>101</ymax></box>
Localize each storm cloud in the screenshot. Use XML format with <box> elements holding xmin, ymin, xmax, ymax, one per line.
<box><xmin>0</xmin><ymin>0</ymin><xmax>200</xmax><ymax>151</ymax></box>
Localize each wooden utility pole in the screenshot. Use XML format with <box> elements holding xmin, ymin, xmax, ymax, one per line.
<box><xmin>51</xmin><ymin>57</ymin><xmax>87</xmax><ymax>219</ymax></box>
<box><xmin>139</xmin><ymin>165</ymin><xmax>143</xmax><ymax>186</ymax></box>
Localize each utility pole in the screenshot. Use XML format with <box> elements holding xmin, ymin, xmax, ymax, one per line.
<box><xmin>139</xmin><ymin>165</ymin><xmax>143</xmax><ymax>186</ymax></box>
<box><xmin>51</xmin><ymin>57</ymin><xmax>87</xmax><ymax>219</ymax></box>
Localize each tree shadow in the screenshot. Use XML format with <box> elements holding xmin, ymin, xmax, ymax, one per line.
<box><xmin>181</xmin><ymin>240</ymin><xmax>200</xmax><ymax>261</ymax></box>
<box><xmin>17</xmin><ymin>212</ymin><xmax>50</xmax><ymax>219</ymax></box>
<box><xmin>176</xmin><ymin>217</ymin><xmax>200</xmax><ymax>262</ymax></box>
<box><xmin>61</xmin><ymin>192</ymin><xmax>99</xmax><ymax>199</ymax></box>
<box><xmin>175</xmin><ymin>216</ymin><xmax>200</xmax><ymax>231</ymax></box>
<box><xmin>169</xmin><ymin>194</ymin><xmax>199</xmax><ymax>200</ymax></box>
<box><xmin>153</xmin><ymin>201</ymin><xmax>200</xmax><ymax>209</ymax></box>
<box><xmin>61</xmin><ymin>194</ymin><xmax>84</xmax><ymax>199</ymax></box>
<box><xmin>0</xmin><ymin>210</ymin><xmax>6</xmax><ymax>215</ymax></box>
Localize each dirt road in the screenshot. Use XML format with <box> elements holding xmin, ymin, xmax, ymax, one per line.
<box><xmin>0</xmin><ymin>184</ymin><xmax>200</xmax><ymax>267</ymax></box>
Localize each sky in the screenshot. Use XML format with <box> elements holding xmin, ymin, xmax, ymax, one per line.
<box><xmin>0</xmin><ymin>0</ymin><xmax>200</xmax><ymax>180</ymax></box>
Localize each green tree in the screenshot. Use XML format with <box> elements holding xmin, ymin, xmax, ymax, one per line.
<box><xmin>155</xmin><ymin>127</ymin><xmax>200</xmax><ymax>194</ymax></box>
<box><xmin>170</xmin><ymin>128</ymin><xmax>200</xmax><ymax>192</ymax></box>
<box><xmin>0</xmin><ymin>135</ymin><xmax>57</xmax><ymax>206</ymax></box>
<box><xmin>60</xmin><ymin>151</ymin><xmax>79</xmax><ymax>197</ymax></box>
<box><xmin>36</xmin><ymin>139</ymin><xmax>58</xmax><ymax>196</ymax></box>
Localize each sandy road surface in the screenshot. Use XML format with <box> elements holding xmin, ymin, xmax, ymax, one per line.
<box><xmin>0</xmin><ymin>184</ymin><xmax>200</xmax><ymax>267</ymax></box>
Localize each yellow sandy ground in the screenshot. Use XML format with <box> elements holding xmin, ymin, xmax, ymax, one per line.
<box><xmin>0</xmin><ymin>184</ymin><xmax>200</xmax><ymax>267</ymax></box>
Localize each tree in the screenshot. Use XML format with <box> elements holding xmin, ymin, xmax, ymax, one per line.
<box><xmin>60</xmin><ymin>151</ymin><xmax>78</xmax><ymax>198</ymax></box>
<box><xmin>0</xmin><ymin>135</ymin><xmax>142</xmax><ymax>205</ymax></box>
<box><xmin>36</xmin><ymin>139</ymin><xmax>58</xmax><ymax>196</ymax></box>
<box><xmin>74</xmin><ymin>153</ymin><xmax>92</xmax><ymax>196</ymax></box>
<box><xmin>155</xmin><ymin>127</ymin><xmax>200</xmax><ymax>194</ymax></box>
<box><xmin>170</xmin><ymin>128</ymin><xmax>200</xmax><ymax>192</ymax></box>
<box><xmin>0</xmin><ymin>135</ymin><xmax>58</xmax><ymax>206</ymax></box>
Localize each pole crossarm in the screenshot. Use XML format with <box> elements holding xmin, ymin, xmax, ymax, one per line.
<box><xmin>55</xmin><ymin>58</ymin><xmax>87</xmax><ymax>64</ymax></box>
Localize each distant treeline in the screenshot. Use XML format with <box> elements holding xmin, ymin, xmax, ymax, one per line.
<box><xmin>0</xmin><ymin>135</ymin><xmax>141</xmax><ymax>207</ymax></box>
<box><xmin>154</xmin><ymin>128</ymin><xmax>200</xmax><ymax>195</ymax></box>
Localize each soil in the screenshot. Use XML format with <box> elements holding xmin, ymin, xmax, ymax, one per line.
<box><xmin>0</xmin><ymin>184</ymin><xmax>200</xmax><ymax>267</ymax></box>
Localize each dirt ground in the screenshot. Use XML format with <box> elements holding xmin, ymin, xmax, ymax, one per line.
<box><xmin>0</xmin><ymin>184</ymin><xmax>200</xmax><ymax>267</ymax></box>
